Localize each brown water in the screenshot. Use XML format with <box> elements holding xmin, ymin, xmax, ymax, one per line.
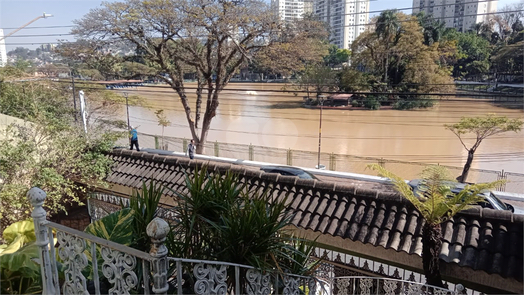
<box><xmin>118</xmin><ymin>83</ymin><xmax>524</xmax><ymax>173</ymax></box>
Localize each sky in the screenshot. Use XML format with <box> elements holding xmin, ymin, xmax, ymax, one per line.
<box><xmin>1</xmin><ymin>0</ymin><xmax>523</xmax><ymax>51</ymax></box>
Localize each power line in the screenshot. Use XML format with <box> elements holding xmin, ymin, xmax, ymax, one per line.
<box><xmin>44</xmin><ymin>79</ymin><xmax>524</xmax><ymax>99</ymax></box>
<box><xmin>1</xmin><ymin>25</ymin><xmax>74</xmax><ymax>30</ymax></box>
<box><xmin>4</xmin><ymin>33</ymin><xmax>74</xmax><ymax>38</ymax></box>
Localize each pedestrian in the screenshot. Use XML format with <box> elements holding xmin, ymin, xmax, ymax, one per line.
<box><xmin>187</xmin><ymin>139</ymin><xmax>196</xmax><ymax>159</ymax></box>
<box><xmin>129</xmin><ymin>126</ymin><xmax>140</xmax><ymax>151</ymax></box>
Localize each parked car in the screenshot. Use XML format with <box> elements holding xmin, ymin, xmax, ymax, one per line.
<box><xmin>260</xmin><ymin>166</ymin><xmax>319</xmax><ymax>180</ymax></box>
<box><xmin>408</xmin><ymin>179</ymin><xmax>515</xmax><ymax>213</ymax></box>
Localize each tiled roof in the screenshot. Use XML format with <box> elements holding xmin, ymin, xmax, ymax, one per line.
<box><xmin>105</xmin><ymin>149</ymin><xmax>524</xmax><ymax>284</ymax></box>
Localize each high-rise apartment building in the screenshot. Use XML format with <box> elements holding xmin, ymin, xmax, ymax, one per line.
<box><xmin>0</xmin><ymin>29</ymin><xmax>7</xmax><ymax>67</ymax></box>
<box><xmin>272</xmin><ymin>0</ymin><xmax>308</xmax><ymax>22</ymax></box>
<box><xmin>412</xmin><ymin>0</ymin><xmax>498</xmax><ymax>32</ymax></box>
<box><xmin>315</xmin><ymin>0</ymin><xmax>370</xmax><ymax>49</ymax></box>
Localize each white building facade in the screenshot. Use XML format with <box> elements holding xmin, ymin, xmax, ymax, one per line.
<box><xmin>412</xmin><ymin>0</ymin><xmax>498</xmax><ymax>32</ymax></box>
<box><xmin>272</xmin><ymin>0</ymin><xmax>308</xmax><ymax>22</ymax></box>
<box><xmin>315</xmin><ymin>0</ymin><xmax>370</xmax><ymax>49</ymax></box>
<box><xmin>0</xmin><ymin>29</ymin><xmax>7</xmax><ymax>67</ymax></box>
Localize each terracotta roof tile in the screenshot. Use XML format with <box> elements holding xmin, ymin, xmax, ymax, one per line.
<box><xmin>102</xmin><ymin>150</ymin><xmax>524</xmax><ymax>283</ymax></box>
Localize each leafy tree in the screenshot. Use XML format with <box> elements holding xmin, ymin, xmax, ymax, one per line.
<box><xmin>491</xmin><ymin>41</ymin><xmax>524</xmax><ymax>79</ymax></box>
<box><xmin>375</xmin><ymin>10</ymin><xmax>401</xmax><ymax>84</ymax></box>
<box><xmin>349</xmin><ymin>11</ymin><xmax>456</xmax><ymax>107</ymax></box>
<box><xmin>295</xmin><ymin>64</ymin><xmax>337</xmax><ymax>100</ymax></box>
<box><xmin>446</xmin><ymin>31</ymin><xmax>492</xmax><ymax>79</ymax></box>
<box><xmin>445</xmin><ymin>115</ymin><xmax>523</xmax><ymax>183</ymax></box>
<box><xmin>416</xmin><ymin>12</ymin><xmax>447</xmax><ymax>46</ymax></box>
<box><xmin>324</xmin><ymin>44</ymin><xmax>350</xmax><ymax>68</ymax></box>
<box><xmin>155</xmin><ymin>110</ymin><xmax>171</xmax><ymax>150</ymax></box>
<box><xmin>0</xmin><ymin>68</ymin><xmax>122</xmax><ymax>234</ymax></box>
<box><xmin>67</xmin><ymin>0</ymin><xmax>327</xmax><ymax>154</ymax></box>
<box><xmin>370</xmin><ymin>164</ymin><xmax>503</xmax><ymax>288</ymax></box>
<box><xmin>251</xmin><ymin>14</ymin><xmax>330</xmax><ymax>78</ymax></box>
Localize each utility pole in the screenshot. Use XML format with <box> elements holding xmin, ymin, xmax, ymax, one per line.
<box><xmin>124</xmin><ymin>92</ymin><xmax>130</xmax><ymax>129</ymax></box>
<box><xmin>71</xmin><ymin>70</ymin><xmax>77</xmax><ymax>122</ymax></box>
<box><xmin>317</xmin><ymin>96</ymin><xmax>325</xmax><ymax>169</ymax></box>
<box><xmin>124</xmin><ymin>92</ymin><xmax>131</xmax><ymax>146</ymax></box>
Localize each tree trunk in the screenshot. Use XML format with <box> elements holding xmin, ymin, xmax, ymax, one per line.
<box><xmin>459</xmin><ymin>149</ymin><xmax>475</xmax><ymax>183</ymax></box>
<box><xmin>422</xmin><ymin>223</ymin><xmax>445</xmax><ymax>288</ymax></box>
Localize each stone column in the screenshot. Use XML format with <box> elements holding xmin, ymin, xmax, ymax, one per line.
<box><xmin>147</xmin><ymin>217</ymin><xmax>170</xmax><ymax>295</ymax></box>
<box><xmin>28</xmin><ymin>187</ymin><xmax>57</xmax><ymax>295</ymax></box>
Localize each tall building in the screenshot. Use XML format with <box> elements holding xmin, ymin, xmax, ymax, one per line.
<box><xmin>412</xmin><ymin>0</ymin><xmax>498</xmax><ymax>32</ymax></box>
<box><xmin>272</xmin><ymin>0</ymin><xmax>307</xmax><ymax>22</ymax></box>
<box><xmin>315</xmin><ymin>0</ymin><xmax>370</xmax><ymax>49</ymax></box>
<box><xmin>0</xmin><ymin>29</ymin><xmax>7</xmax><ymax>67</ymax></box>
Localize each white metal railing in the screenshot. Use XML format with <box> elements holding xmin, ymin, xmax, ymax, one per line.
<box><xmin>330</xmin><ymin>276</ymin><xmax>458</xmax><ymax>295</ymax></box>
<box><xmin>28</xmin><ymin>187</ymin><xmax>321</xmax><ymax>295</ymax></box>
<box><xmin>29</xmin><ymin>187</ymin><xmax>462</xmax><ymax>295</ymax></box>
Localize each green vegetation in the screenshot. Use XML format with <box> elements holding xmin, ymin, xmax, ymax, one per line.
<box><xmin>0</xmin><ymin>219</ymin><xmax>42</xmax><ymax>295</ymax></box>
<box><xmin>83</xmin><ymin>170</ymin><xmax>318</xmax><ymax>293</ymax></box>
<box><xmin>445</xmin><ymin>115</ymin><xmax>523</xmax><ymax>183</ymax></box>
<box><xmin>369</xmin><ymin>164</ymin><xmax>504</xmax><ymax>288</ymax></box>
<box><xmin>0</xmin><ymin>66</ymin><xmax>122</xmax><ymax>235</ymax></box>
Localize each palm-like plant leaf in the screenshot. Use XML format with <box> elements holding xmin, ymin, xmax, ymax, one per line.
<box><xmin>369</xmin><ymin>164</ymin><xmax>505</xmax><ymax>224</ymax></box>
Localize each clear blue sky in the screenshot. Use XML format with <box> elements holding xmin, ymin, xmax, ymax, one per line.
<box><xmin>1</xmin><ymin>0</ymin><xmax>522</xmax><ymax>51</ymax></box>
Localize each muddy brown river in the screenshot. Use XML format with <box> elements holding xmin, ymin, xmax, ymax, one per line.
<box><xmin>113</xmin><ymin>83</ymin><xmax>524</xmax><ymax>173</ymax></box>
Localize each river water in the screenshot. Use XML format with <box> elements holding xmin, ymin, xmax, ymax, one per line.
<box><xmin>117</xmin><ymin>83</ymin><xmax>524</xmax><ymax>173</ymax></box>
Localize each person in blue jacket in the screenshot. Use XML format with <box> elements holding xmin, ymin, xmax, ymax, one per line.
<box><xmin>129</xmin><ymin>126</ymin><xmax>140</xmax><ymax>151</ymax></box>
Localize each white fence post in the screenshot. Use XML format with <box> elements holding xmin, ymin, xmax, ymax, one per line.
<box><xmin>28</xmin><ymin>187</ymin><xmax>58</xmax><ymax>295</ymax></box>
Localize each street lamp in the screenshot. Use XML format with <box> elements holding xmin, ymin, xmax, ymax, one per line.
<box><xmin>317</xmin><ymin>96</ymin><xmax>325</xmax><ymax>170</ymax></box>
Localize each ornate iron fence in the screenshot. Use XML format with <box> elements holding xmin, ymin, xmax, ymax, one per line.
<box><xmin>331</xmin><ymin>276</ymin><xmax>458</xmax><ymax>295</ymax></box>
<box><xmin>29</xmin><ymin>187</ymin><xmax>318</xmax><ymax>295</ymax></box>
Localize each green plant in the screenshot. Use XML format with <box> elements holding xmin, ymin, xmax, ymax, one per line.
<box><xmin>369</xmin><ymin>164</ymin><xmax>504</xmax><ymax>287</ymax></box>
<box><xmin>126</xmin><ymin>181</ymin><xmax>164</xmax><ymax>252</ymax></box>
<box><xmin>0</xmin><ymin>242</ymin><xmax>42</xmax><ymax>294</ymax></box>
<box><xmin>0</xmin><ymin>219</ymin><xmax>36</xmax><ymax>254</ymax></box>
<box><xmin>363</xmin><ymin>96</ymin><xmax>381</xmax><ymax>110</ymax></box>
<box><xmin>393</xmin><ymin>98</ymin><xmax>435</xmax><ymax>110</ymax></box>
<box><xmin>83</xmin><ymin>208</ymin><xmax>135</xmax><ymax>280</ymax></box>
<box><xmin>0</xmin><ymin>219</ymin><xmax>41</xmax><ymax>295</ymax></box>
<box><xmin>166</xmin><ymin>166</ymin><xmax>319</xmax><ymax>293</ymax></box>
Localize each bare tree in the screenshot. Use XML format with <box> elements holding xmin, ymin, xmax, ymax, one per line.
<box><xmin>70</xmin><ymin>0</ymin><xmax>318</xmax><ymax>154</ymax></box>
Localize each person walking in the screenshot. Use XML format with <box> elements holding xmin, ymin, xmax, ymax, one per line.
<box><xmin>129</xmin><ymin>126</ymin><xmax>140</xmax><ymax>151</ymax></box>
<box><xmin>186</xmin><ymin>139</ymin><xmax>196</xmax><ymax>159</ymax></box>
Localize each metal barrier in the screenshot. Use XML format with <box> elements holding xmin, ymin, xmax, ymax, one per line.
<box><xmin>29</xmin><ymin>187</ymin><xmax>319</xmax><ymax>295</ymax></box>
<box><xmin>119</xmin><ymin>133</ymin><xmax>524</xmax><ymax>194</ymax></box>
<box><xmin>331</xmin><ymin>276</ymin><xmax>457</xmax><ymax>295</ymax></box>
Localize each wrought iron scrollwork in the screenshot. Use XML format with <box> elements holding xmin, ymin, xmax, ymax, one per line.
<box><xmin>383</xmin><ymin>280</ymin><xmax>398</xmax><ymax>295</ymax></box>
<box><xmin>282</xmin><ymin>275</ymin><xmax>300</xmax><ymax>295</ymax></box>
<box><xmin>359</xmin><ymin>278</ymin><xmax>373</xmax><ymax>295</ymax></box>
<box><xmin>57</xmin><ymin>231</ymin><xmax>89</xmax><ymax>295</ymax></box>
<box><xmin>100</xmin><ymin>246</ymin><xmax>138</xmax><ymax>295</ymax></box>
<box><xmin>336</xmin><ymin>278</ymin><xmax>350</xmax><ymax>295</ymax></box>
<box><xmin>193</xmin><ymin>263</ymin><xmax>228</xmax><ymax>295</ymax></box>
<box><xmin>246</xmin><ymin>269</ymin><xmax>271</xmax><ymax>295</ymax></box>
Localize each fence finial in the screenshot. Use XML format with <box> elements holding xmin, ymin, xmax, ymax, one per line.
<box><xmin>27</xmin><ymin>187</ymin><xmax>57</xmax><ymax>295</ymax></box>
<box><xmin>147</xmin><ymin>217</ymin><xmax>169</xmax><ymax>294</ymax></box>
<box><xmin>28</xmin><ymin>187</ymin><xmax>47</xmax><ymax>208</ymax></box>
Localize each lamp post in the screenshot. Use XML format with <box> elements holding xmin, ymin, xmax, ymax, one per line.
<box><xmin>317</xmin><ymin>96</ymin><xmax>324</xmax><ymax>169</ymax></box>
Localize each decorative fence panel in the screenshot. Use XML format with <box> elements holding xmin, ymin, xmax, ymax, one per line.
<box><xmin>30</xmin><ymin>187</ymin><xmax>320</xmax><ymax>295</ymax></box>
